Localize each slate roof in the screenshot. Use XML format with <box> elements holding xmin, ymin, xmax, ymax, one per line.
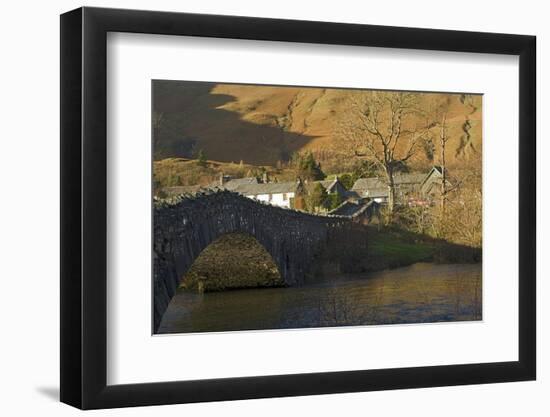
<box><xmin>314</xmin><ymin>178</ymin><xmax>352</xmax><ymax>197</ymax></box>
<box><xmin>234</xmin><ymin>181</ymin><xmax>298</xmax><ymax>196</ymax></box>
<box><xmin>329</xmin><ymin>200</ymin><xmax>378</xmax><ymax>218</ymax></box>
<box><xmin>330</xmin><ymin>200</ymin><xmax>365</xmax><ymax>216</ymax></box>
<box><xmin>352</xmin><ymin>173</ymin><xmax>427</xmax><ymax>190</ymax></box>
<box><xmin>344</xmin><ymin>190</ymin><xmax>361</xmax><ymax>200</ymax></box>
<box><xmin>222</xmin><ymin>177</ymin><xmax>259</xmax><ymax>190</ymax></box>
<box><xmin>351</xmin><ymin>178</ymin><xmax>388</xmax><ymax>198</ymax></box>
<box><xmin>351</xmin><ymin>172</ymin><xmax>428</xmax><ymax>198</ymax></box>
<box><xmin>164</xmin><ymin>177</ymin><xmax>298</xmax><ymax>197</ymax></box>
<box><xmin>318</xmin><ymin>179</ymin><xmax>338</xmax><ymax>192</ymax></box>
<box><xmin>420</xmin><ymin>166</ymin><xmax>451</xmax><ymax>194</ymax></box>
<box><xmin>351</xmin><ymin>177</ymin><xmax>386</xmax><ymax>191</ymax></box>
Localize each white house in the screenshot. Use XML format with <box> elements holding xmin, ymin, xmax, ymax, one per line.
<box><xmin>163</xmin><ymin>175</ymin><xmax>358</xmax><ymax>210</ymax></box>
<box><xmin>234</xmin><ymin>181</ymin><xmax>298</xmax><ymax>208</ymax></box>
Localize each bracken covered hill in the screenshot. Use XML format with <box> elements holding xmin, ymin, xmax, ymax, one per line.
<box><xmin>153</xmin><ymin>81</ymin><xmax>482</xmax><ymax>171</ymax></box>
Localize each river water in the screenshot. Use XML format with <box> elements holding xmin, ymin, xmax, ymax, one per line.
<box><xmin>157</xmin><ymin>263</ymin><xmax>482</xmax><ymax>334</ymax></box>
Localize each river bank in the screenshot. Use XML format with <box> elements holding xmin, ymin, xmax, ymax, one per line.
<box><xmin>180</xmin><ymin>228</ymin><xmax>481</xmax><ymax>292</ymax></box>
<box><xmin>365</xmin><ymin>225</ymin><xmax>482</xmax><ymax>271</ymax></box>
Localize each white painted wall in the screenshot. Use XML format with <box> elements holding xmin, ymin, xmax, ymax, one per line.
<box><xmin>271</xmin><ymin>192</ymin><xmax>294</xmax><ymax>208</ymax></box>
<box><xmin>0</xmin><ymin>1</ymin><xmax>546</xmax><ymax>417</ymax></box>
<box><xmin>247</xmin><ymin>192</ymin><xmax>295</xmax><ymax>208</ymax></box>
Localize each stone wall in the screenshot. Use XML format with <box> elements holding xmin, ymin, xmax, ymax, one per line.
<box><xmin>153</xmin><ymin>190</ymin><xmax>368</xmax><ymax>331</ymax></box>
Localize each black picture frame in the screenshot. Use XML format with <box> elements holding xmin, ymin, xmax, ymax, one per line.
<box><xmin>60</xmin><ymin>6</ymin><xmax>536</xmax><ymax>410</ymax></box>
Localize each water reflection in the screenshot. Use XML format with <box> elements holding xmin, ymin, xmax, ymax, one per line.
<box><xmin>157</xmin><ymin>263</ymin><xmax>482</xmax><ymax>334</ymax></box>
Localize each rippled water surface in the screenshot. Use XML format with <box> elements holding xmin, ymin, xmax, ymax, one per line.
<box><xmin>158</xmin><ymin>263</ymin><xmax>482</xmax><ymax>334</ymax></box>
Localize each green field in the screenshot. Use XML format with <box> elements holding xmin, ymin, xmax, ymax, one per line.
<box><xmin>367</xmin><ymin>227</ymin><xmax>435</xmax><ymax>270</ymax></box>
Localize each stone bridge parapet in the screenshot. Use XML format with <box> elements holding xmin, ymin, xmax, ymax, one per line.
<box><xmin>153</xmin><ymin>190</ymin><xmax>368</xmax><ymax>331</ymax></box>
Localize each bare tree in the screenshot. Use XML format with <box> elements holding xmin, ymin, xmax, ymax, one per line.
<box><xmin>431</xmin><ymin>94</ymin><xmax>480</xmax><ymax>234</ymax></box>
<box><xmin>438</xmin><ymin>113</ymin><xmax>449</xmax><ymax>213</ymax></box>
<box><xmin>441</xmin><ymin>166</ymin><xmax>482</xmax><ymax>247</ymax></box>
<box><xmin>430</xmin><ymin>97</ymin><xmax>452</xmax><ymax>215</ymax></box>
<box><xmin>340</xmin><ymin>91</ymin><xmax>432</xmax><ymax>216</ymax></box>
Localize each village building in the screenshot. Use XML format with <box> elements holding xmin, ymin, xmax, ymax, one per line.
<box><xmin>163</xmin><ymin>174</ymin><xmax>301</xmax><ymax>209</ymax></box>
<box><xmin>329</xmin><ymin>199</ymin><xmax>381</xmax><ymax>224</ymax></box>
<box><xmin>219</xmin><ymin>175</ymin><xmax>259</xmax><ymax>190</ymax></box>
<box><xmin>350</xmin><ymin>177</ymin><xmax>389</xmax><ymax>203</ymax></box>
<box><xmin>228</xmin><ymin>176</ymin><xmax>351</xmax><ymax>210</ymax></box>
<box><xmin>162</xmin><ymin>167</ymin><xmax>448</xmax><ymax>213</ymax></box>
<box><xmin>351</xmin><ymin>167</ymin><xmax>448</xmax><ymax>206</ymax></box>
<box><xmin>234</xmin><ymin>181</ymin><xmax>299</xmax><ymax>209</ymax></box>
<box><xmin>317</xmin><ymin>178</ymin><xmax>349</xmax><ymax>198</ymax></box>
<box><xmin>419</xmin><ymin>166</ymin><xmax>449</xmax><ymax>197</ymax></box>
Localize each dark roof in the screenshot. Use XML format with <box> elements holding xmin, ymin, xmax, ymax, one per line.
<box><xmin>164</xmin><ymin>178</ymin><xmax>297</xmax><ymax>197</ymax></box>
<box><xmin>351</xmin><ymin>172</ymin><xmax>428</xmax><ymax>198</ymax></box>
<box><xmin>351</xmin><ymin>177</ymin><xmax>385</xmax><ymax>191</ymax></box>
<box><xmin>222</xmin><ymin>177</ymin><xmax>259</xmax><ymax>190</ymax></box>
<box><xmin>352</xmin><ymin>173</ymin><xmax>427</xmax><ymax>191</ymax></box>
<box><xmin>330</xmin><ymin>200</ymin><xmax>364</xmax><ymax>216</ymax></box>
<box><xmin>351</xmin><ymin>178</ymin><xmax>388</xmax><ymax>198</ymax></box>
<box><xmin>234</xmin><ymin>181</ymin><xmax>298</xmax><ymax>195</ymax></box>
<box><xmin>317</xmin><ymin>179</ymin><xmax>338</xmax><ymax>191</ymax></box>
<box><xmin>344</xmin><ymin>190</ymin><xmax>361</xmax><ymax>200</ymax></box>
<box><xmin>329</xmin><ymin>200</ymin><xmax>378</xmax><ymax>217</ymax></box>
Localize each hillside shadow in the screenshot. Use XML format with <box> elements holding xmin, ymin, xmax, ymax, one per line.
<box><xmin>152</xmin><ymin>80</ymin><xmax>319</xmax><ymax>165</ymax></box>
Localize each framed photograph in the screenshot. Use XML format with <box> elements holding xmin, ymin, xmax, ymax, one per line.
<box><xmin>60</xmin><ymin>6</ymin><xmax>536</xmax><ymax>409</ymax></box>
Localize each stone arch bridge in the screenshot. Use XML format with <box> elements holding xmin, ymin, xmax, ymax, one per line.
<box><xmin>153</xmin><ymin>191</ymin><xmax>369</xmax><ymax>331</ymax></box>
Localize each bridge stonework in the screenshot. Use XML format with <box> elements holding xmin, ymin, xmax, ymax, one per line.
<box><xmin>153</xmin><ymin>191</ymin><xmax>368</xmax><ymax>331</ymax></box>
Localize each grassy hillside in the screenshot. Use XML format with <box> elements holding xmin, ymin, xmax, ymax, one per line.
<box><xmin>153</xmin><ymin>157</ymin><xmax>297</xmax><ymax>188</ymax></box>
<box><xmin>153</xmin><ymin>81</ymin><xmax>482</xmax><ymax>172</ymax></box>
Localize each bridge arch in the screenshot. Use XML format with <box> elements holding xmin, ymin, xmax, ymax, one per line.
<box><xmin>179</xmin><ymin>232</ymin><xmax>283</xmax><ymax>292</ymax></box>
<box><xmin>153</xmin><ymin>191</ymin><xmax>367</xmax><ymax>331</ymax></box>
